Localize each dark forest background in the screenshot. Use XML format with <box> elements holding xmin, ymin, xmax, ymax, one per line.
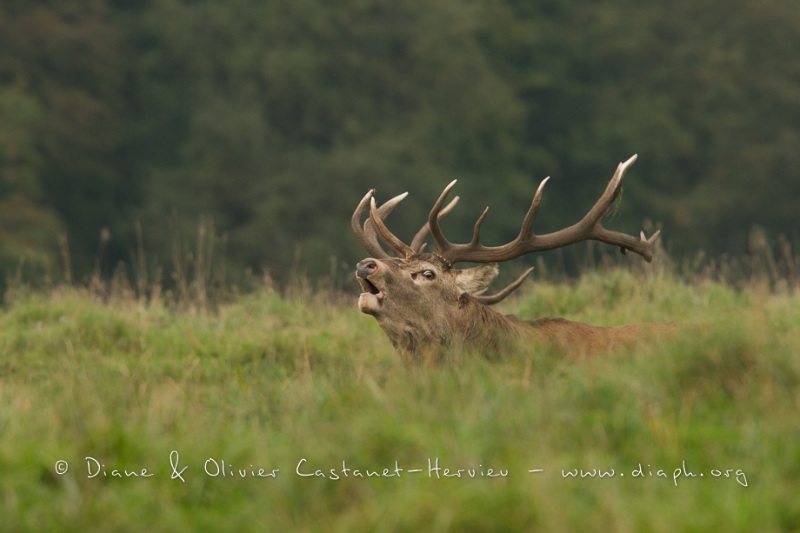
<box><xmin>1</xmin><ymin>0</ymin><xmax>798</xmax><ymax>293</ymax></box>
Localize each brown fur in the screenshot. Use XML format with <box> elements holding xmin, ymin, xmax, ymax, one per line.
<box><xmin>356</xmin><ymin>255</ymin><xmax>671</xmax><ymax>361</ymax></box>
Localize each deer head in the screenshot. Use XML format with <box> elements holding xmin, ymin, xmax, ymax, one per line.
<box><xmin>352</xmin><ymin>155</ymin><xmax>661</xmax><ymax>359</ymax></box>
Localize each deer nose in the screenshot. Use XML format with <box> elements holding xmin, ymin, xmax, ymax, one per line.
<box><xmin>356</xmin><ymin>259</ymin><xmax>379</xmax><ymax>279</ymax></box>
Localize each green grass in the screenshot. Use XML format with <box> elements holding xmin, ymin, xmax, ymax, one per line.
<box><xmin>1</xmin><ymin>269</ymin><xmax>798</xmax><ymax>531</ymax></box>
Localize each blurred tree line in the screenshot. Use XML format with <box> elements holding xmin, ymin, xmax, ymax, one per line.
<box><xmin>1</xmin><ymin>0</ymin><xmax>798</xmax><ymax>290</ymax></box>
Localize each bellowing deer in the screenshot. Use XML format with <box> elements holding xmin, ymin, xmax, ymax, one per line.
<box><xmin>353</xmin><ymin>155</ymin><xmax>665</xmax><ymax>361</ymax></box>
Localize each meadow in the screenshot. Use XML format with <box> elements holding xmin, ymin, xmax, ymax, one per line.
<box><xmin>1</xmin><ymin>262</ymin><xmax>798</xmax><ymax>531</ymax></box>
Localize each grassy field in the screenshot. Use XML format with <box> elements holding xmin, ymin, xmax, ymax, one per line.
<box><xmin>1</xmin><ymin>267</ymin><xmax>798</xmax><ymax>531</ymax></box>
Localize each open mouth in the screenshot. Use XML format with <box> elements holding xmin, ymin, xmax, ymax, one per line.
<box><xmin>357</xmin><ymin>277</ymin><xmax>384</xmax><ymax>314</ymax></box>
<box><xmin>358</xmin><ymin>278</ymin><xmax>384</xmax><ymax>299</ymax></box>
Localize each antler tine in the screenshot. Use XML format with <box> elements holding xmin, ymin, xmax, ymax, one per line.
<box><xmin>463</xmin><ymin>175</ymin><xmax>548</xmax><ymax>252</ymax></box>
<box><xmin>410</xmin><ymin>195</ymin><xmax>460</xmax><ymax>252</ymax></box>
<box><xmin>578</xmin><ymin>154</ymin><xmax>637</xmax><ymax>232</ymax></box>
<box><xmin>472</xmin><ymin>267</ymin><xmax>534</xmax><ymax>306</ymax></box>
<box><xmin>427</xmin><ymin>180</ymin><xmax>459</xmax><ymax>260</ymax></box>
<box><xmin>364</xmin><ymin>191</ymin><xmax>410</xmax><ymax>256</ymax></box>
<box><xmin>433</xmin><ymin>154</ymin><xmax>660</xmax><ymax>265</ymax></box>
<box><xmin>470</xmin><ymin>206</ymin><xmax>491</xmax><ymax>245</ymax></box>
<box><xmin>520</xmin><ymin>176</ymin><xmax>551</xmax><ymax>238</ymax></box>
<box><xmin>352</xmin><ymin>190</ymin><xmax>390</xmax><ymax>258</ymax></box>
<box><xmin>568</xmin><ymin>154</ymin><xmax>659</xmax><ymax>261</ymax></box>
<box><xmin>369</xmin><ymin>196</ymin><xmax>416</xmax><ymax>257</ymax></box>
<box><xmin>352</xmin><ymin>190</ymin><xmax>410</xmax><ymax>258</ymax></box>
<box><xmin>428</xmin><ymin>177</ymin><xmax>550</xmax><ymax>262</ymax></box>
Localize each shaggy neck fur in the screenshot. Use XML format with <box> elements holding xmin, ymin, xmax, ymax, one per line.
<box><xmin>374</xmin><ymin>294</ymin><xmax>528</xmax><ymax>361</ymax></box>
<box><xmin>376</xmin><ymin>295</ymin><xmax>666</xmax><ymax>361</ymax></box>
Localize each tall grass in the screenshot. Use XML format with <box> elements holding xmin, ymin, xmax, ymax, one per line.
<box><xmin>1</xmin><ymin>261</ymin><xmax>798</xmax><ymax>531</ymax></box>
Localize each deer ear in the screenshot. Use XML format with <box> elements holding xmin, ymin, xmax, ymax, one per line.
<box><xmin>454</xmin><ymin>264</ymin><xmax>499</xmax><ymax>295</ymax></box>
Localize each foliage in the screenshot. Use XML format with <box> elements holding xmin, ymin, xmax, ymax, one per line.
<box><xmin>0</xmin><ymin>2</ymin><xmax>142</xmax><ymax>279</ymax></box>
<box><xmin>1</xmin><ymin>268</ymin><xmax>798</xmax><ymax>530</ymax></box>
<box><xmin>1</xmin><ymin>0</ymin><xmax>799</xmax><ymax>285</ymax></box>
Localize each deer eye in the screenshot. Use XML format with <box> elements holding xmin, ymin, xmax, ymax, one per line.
<box><xmin>422</xmin><ymin>270</ymin><xmax>436</xmax><ymax>280</ymax></box>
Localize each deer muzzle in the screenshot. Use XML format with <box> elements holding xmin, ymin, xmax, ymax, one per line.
<box><xmin>356</xmin><ymin>259</ymin><xmax>384</xmax><ymax>315</ymax></box>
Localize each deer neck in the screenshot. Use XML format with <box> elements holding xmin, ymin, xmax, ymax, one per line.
<box><xmin>374</xmin><ymin>295</ymin><xmax>525</xmax><ymax>360</ymax></box>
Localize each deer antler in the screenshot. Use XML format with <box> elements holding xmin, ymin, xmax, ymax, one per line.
<box><xmin>351</xmin><ymin>189</ymin><xmax>408</xmax><ymax>259</ymax></box>
<box><xmin>353</xmin><ymin>156</ymin><xmax>659</xmax><ymax>305</ymax></box>
<box><xmin>428</xmin><ymin>155</ymin><xmax>660</xmax><ymax>265</ymax></box>
<box><xmin>471</xmin><ymin>267</ymin><xmax>534</xmax><ymax>305</ymax></box>
<box><xmin>410</xmin><ymin>196</ymin><xmax>459</xmax><ymax>252</ymax></box>
<box><xmin>352</xmin><ymin>189</ymin><xmax>459</xmax><ymax>258</ymax></box>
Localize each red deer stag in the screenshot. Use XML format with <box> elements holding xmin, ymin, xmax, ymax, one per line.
<box><xmin>352</xmin><ymin>155</ymin><xmax>664</xmax><ymax>360</ymax></box>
